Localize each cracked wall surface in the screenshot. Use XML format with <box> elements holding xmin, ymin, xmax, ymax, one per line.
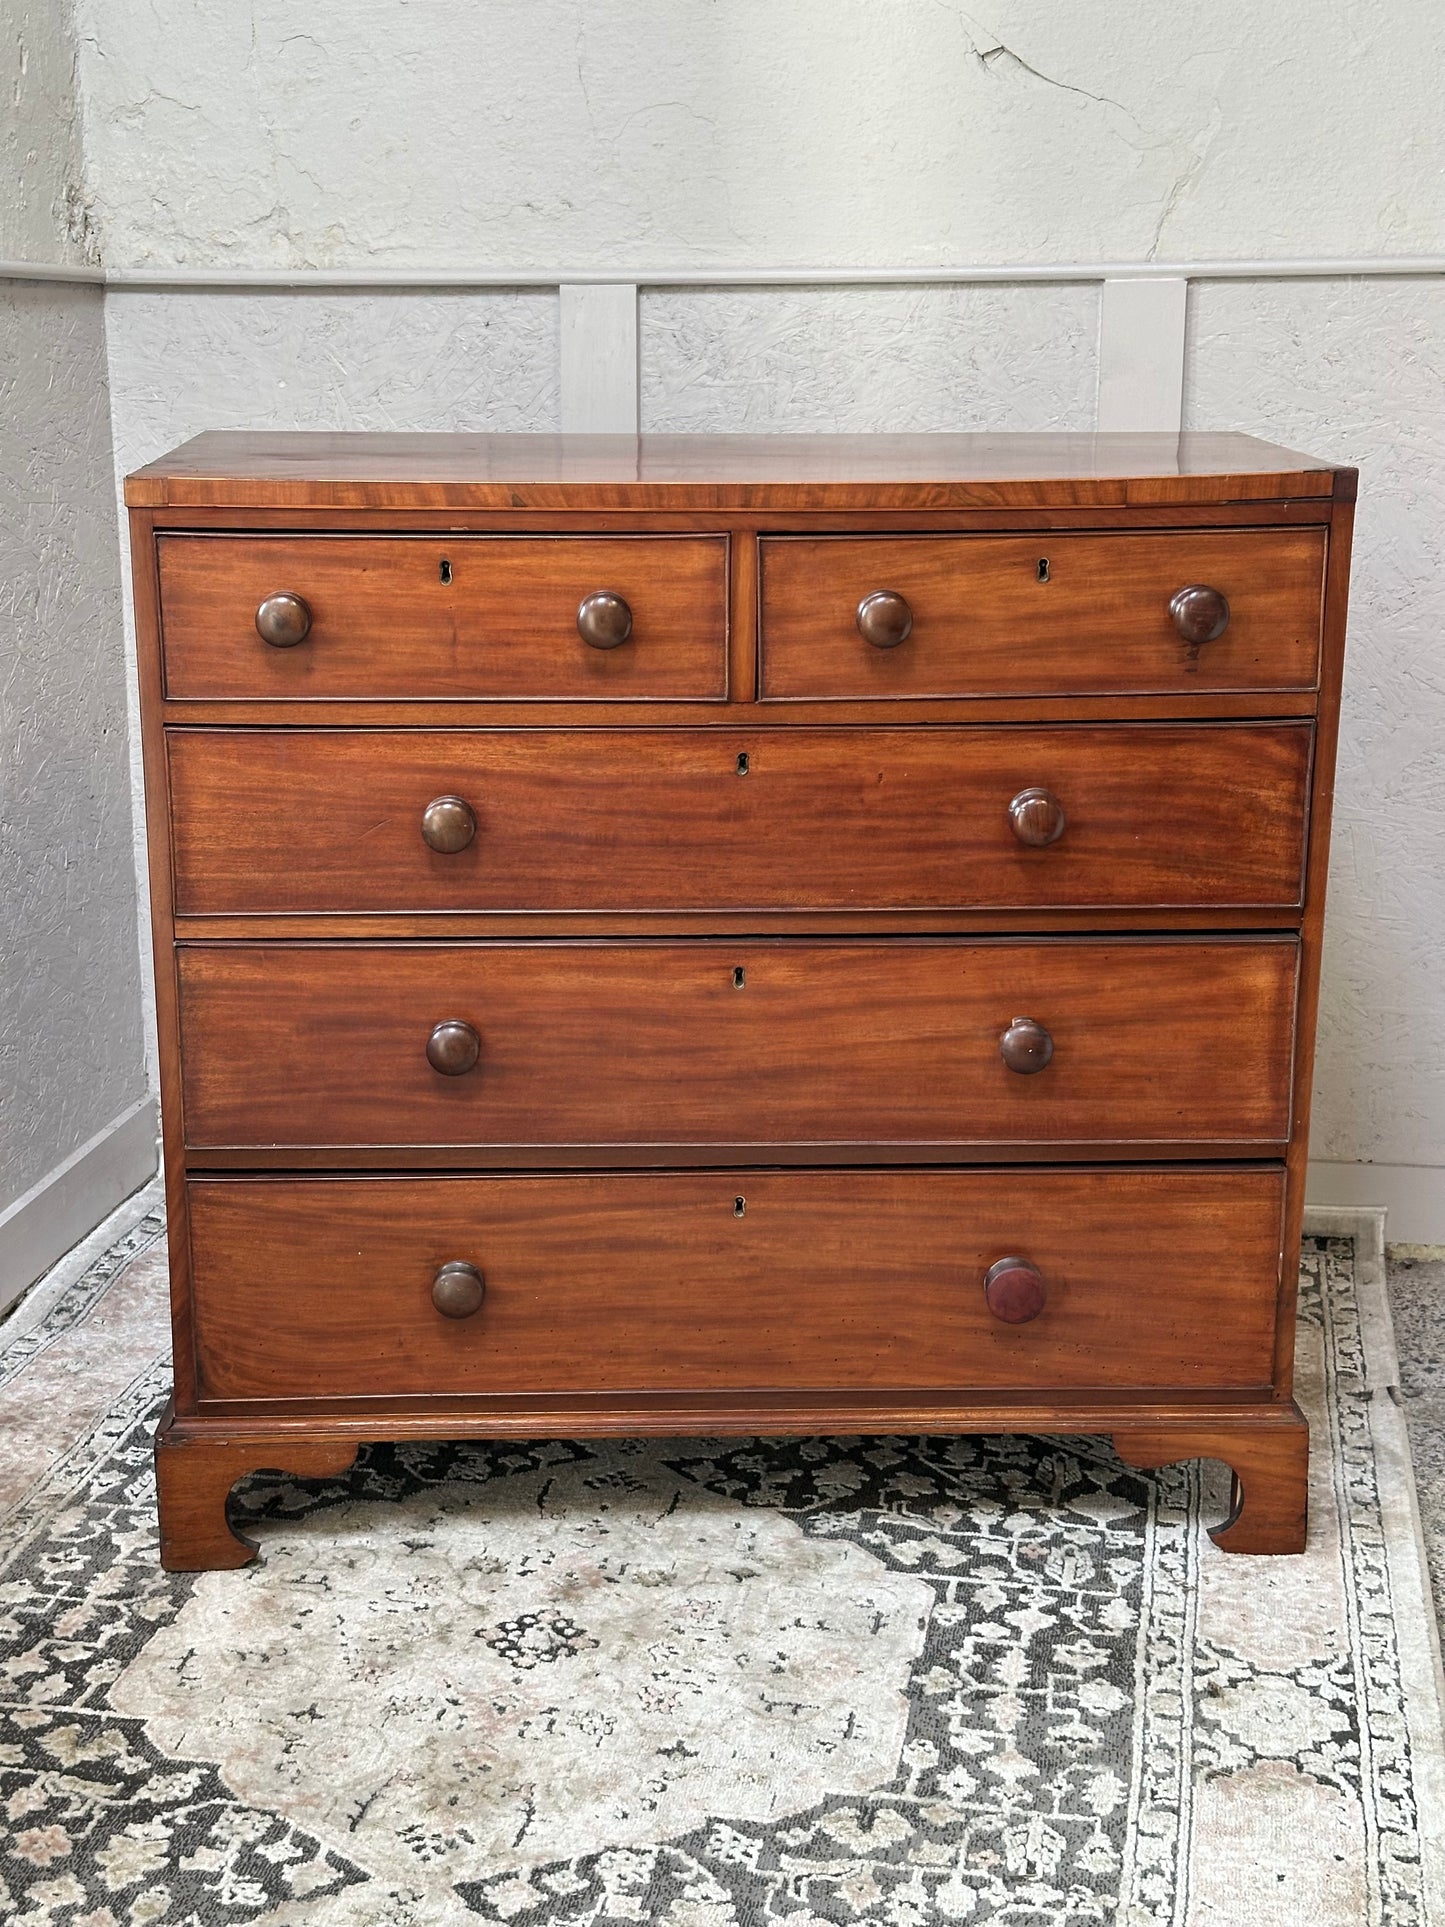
<box><xmin>68</xmin><ymin>1</ymin><xmax>1445</xmax><ymax>269</ymax></box>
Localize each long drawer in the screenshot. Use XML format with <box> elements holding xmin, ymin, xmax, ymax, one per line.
<box><xmin>167</xmin><ymin>723</ymin><xmax>1313</xmax><ymax>916</ymax></box>
<box><xmin>157</xmin><ymin>534</ymin><xmax>729</xmax><ymax>700</ymax></box>
<box><xmin>759</xmin><ymin>529</ymin><xmax>1326</xmax><ymax>697</ymax></box>
<box><xmin>175</xmin><ymin>938</ymin><xmax>1298</xmax><ymax>1154</ymax></box>
<box><xmin>186</xmin><ymin>1167</ymin><xmax>1287</xmax><ymax>1402</ymax></box>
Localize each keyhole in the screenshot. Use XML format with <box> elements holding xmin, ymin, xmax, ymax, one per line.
<box><xmin>734</xmin><ymin>1196</ymin><xmax>746</xmax><ymax>1218</ymax></box>
<box><xmin>732</xmin><ymin>966</ymin><xmax>746</xmax><ymax>989</ymax></box>
<box><xmin>1037</xmin><ymin>557</ymin><xmax>1050</xmax><ymax>583</ymax></box>
<box><xmin>439</xmin><ymin>558</ymin><xmax>453</xmax><ymax>584</ymax></box>
<box><xmin>736</xmin><ymin>752</ymin><xmax>750</xmax><ymax>776</ymax></box>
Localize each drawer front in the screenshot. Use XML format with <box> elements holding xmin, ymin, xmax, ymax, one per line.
<box><xmin>169</xmin><ymin>723</ymin><xmax>1312</xmax><ymax>916</ymax></box>
<box><xmin>759</xmin><ymin>530</ymin><xmax>1325</xmax><ymax>698</ymax></box>
<box><xmin>176</xmin><ymin>939</ymin><xmax>1297</xmax><ymax>1152</ymax></box>
<box><xmin>157</xmin><ymin>535</ymin><xmax>729</xmax><ymax>700</ymax></box>
<box><xmin>187</xmin><ymin>1167</ymin><xmax>1286</xmax><ymax>1401</ymax></box>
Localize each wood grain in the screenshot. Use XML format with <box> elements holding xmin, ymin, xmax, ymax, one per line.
<box><xmin>759</xmin><ymin>530</ymin><xmax>1325</xmax><ymax>697</ymax></box>
<box><xmin>1114</xmin><ymin>1405</ymin><xmax>1309</xmax><ymax>1553</ymax></box>
<box><xmin>166</xmin><ymin>723</ymin><xmax>1313</xmax><ymax>917</ymax></box>
<box><xmin>125</xmin><ymin>430</ymin><xmax>1354</xmax><ymax>1561</ymax></box>
<box><xmin>1274</xmin><ymin>488</ymin><xmax>1358</xmax><ymax>1394</ymax></box>
<box><xmin>175</xmin><ymin>937</ymin><xmax>1299</xmax><ymax>1152</ymax></box>
<box><xmin>157</xmin><ymin>533</ymin><xmax>728</xmax><ymax>700</ymax></box>
<box><xmin>153</xmin><ymin>1398</ymin><xmax>359</xmax><ymax>1570</ymax></box>
<box><xmin>125</xmin><ymin>430</ymin><xmax>1344</xmax><ymax>511</ymax></box>
<box><xmin>185</xmin><ymin>1167</ymin><xmax>1287</xmax><ymax>1402</ymax></box>
<box><xmin>128</xmin><ymin>511</ymin><xmax>200</xmax><ymax>1410</ymax></box>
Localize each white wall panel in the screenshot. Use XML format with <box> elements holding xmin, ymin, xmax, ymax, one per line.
<box><xmin>1096</xmin><ymin>278</ymin><xmax>1186</xmax><ymax>432</ymax></box>
<box><xmin>0</xmin><ymin>282</ymin><xmax>146</xmax><ymax>1227</ymax></box>
<box><xmin>641</xmin><ymin>284</ymin><xmax>1098</xmax><ymax>432</ymax></box>
<box><xmin>103</xmin><ymin>288</ymin><xmax>560</xmax><ymax>468</ymax></box>
<box><xmin>1187</xmin><ymin>277</ymin><xmax>1445</xmax><ymax>1180</ymax></box>
<box><xmin>560</xmin><ymin>283</ymin><xmax>638</xmax><ymax>432</ymax></box>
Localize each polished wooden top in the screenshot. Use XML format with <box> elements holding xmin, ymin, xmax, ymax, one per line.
<box><xmin>126</xmin><ymin>431</ymin><xmax>1350</xmax><ymax>511</ymax></box>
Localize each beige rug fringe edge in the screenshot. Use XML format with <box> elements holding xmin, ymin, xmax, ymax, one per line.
<box><xmin>1305</xmin><ymin>1203</ymin><xmax>1445</xmax><ymax>1920</ymax></box>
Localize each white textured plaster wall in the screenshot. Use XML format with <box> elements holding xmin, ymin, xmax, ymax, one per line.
<box><xmin>102</xmin><ymin>288</ymin><xmax>559</xmax><ymax>1077</ymax></box>
<box><xmin>1186</xmin><ymin>278</ymin><xmax>1445</xmax><ymax>1172</ymax></box>
<box><xmin>0</xmin><ymin>280</ymin><xmax>144</xmax><ymax>1207</ymax></box>
<box><xmin>71</xmin><ymin>2</ymin><xmax>1445</xmax><ymax>271</ymax></box>
<box><xmin>103</xmin><ymin>290</ymin><xmax>559</xmax><ymax>459</ymax></box>
<box><xmin>640</xmin><ymin>285</ymin><xmax>1098</xmax><ymax>432</ymax></box>
<box><xmin>0</xmin><ymin>0</ymin><xmax>93</xmax><ymax>262</ymax></box>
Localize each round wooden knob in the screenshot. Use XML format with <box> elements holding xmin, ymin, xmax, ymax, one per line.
<box><xmin>856</xmin><ymin>590</ymin><xmax>913</xmax><ymax>648</ymax></box>
<box><xmin>576</xmin><ymin>590</ymin><xmax>633</xmax><ymax>649</ymax></box>
<box><xmin>1008</xmin><ymin>787</ymin><xmax>1066</xmax><ymax>847</ymax></box>
<box><xmin>255</xmin><ymin>591</ymin><xmax>312</xmax><ymax>648</ymax></box>
<box><xmin>983</xmin><ymin>1256</ymin><xmax>1048</xmax><ymax>1324</ymax></box>
<box><xmin>432</xmin><ymin>1260</ymin><xmax>485</xmax><ymax>1319</ymax></box>
<box><xmin>426</xmin><ymin>1019</ymin><xmax>480</xmax><ymax>1076</ymax></box>
<box><xmin>421</xmin><ymin>796</ymin><xmax>477</xmax><ymax>854</ymax></box>
<box><xmin>1169</xmin><ymin>584</ymin><xmax>1230</xmax><ymax>645</ymax></box>
<box><xmin>999</xmin><ymin>1015</ymin><xmax>1054</xmax><ymax>1074</ymax></box>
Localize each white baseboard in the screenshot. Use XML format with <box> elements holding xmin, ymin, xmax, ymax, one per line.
<box><xmin>1306</xmin><ymin>1160</ymin><xmax>1445</xmax><ymax>1246</ymax></box>
<box><xmin>0</xmin><ymin>1097</ymin><xmax>159</xmax><ymax>1315</ymax></box>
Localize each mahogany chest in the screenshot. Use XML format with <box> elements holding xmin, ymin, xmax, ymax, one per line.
<box><xmin>126</xmin><ymin>431</ymin><xmax>1354</xmax><ymax>1568</ymax></box>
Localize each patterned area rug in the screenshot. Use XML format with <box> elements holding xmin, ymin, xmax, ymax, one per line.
<box><xmin>1</xmin><ymin>1189</ymin><xmax>1443</xmax><ymax>1927</ymax></box>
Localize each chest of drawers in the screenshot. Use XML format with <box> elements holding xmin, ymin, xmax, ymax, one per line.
<box><xmin>126</xmin><ymin>431</ymin><xmax>1354</xmax><ymax>1569</ymax></box>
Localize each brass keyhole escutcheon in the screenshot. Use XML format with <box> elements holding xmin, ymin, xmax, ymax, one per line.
<box><xmin>1037</xmin><ymin>557</ymin><xmax>1050</xmax><ymax>582</ymax></box>
<box><xmin>734</xmin><ymin>1196</ymin><xmax>746</xmax><ymax>1218</ymax></box>
<box><xmin>733</xmin><ymin>966</ymin><xmax>746</xmax><ymax>989</ymax></box>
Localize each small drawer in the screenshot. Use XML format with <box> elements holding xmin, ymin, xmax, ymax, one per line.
<box><xmin>157</xmin><ymin>534</ymin><xmax>729</xmax><ymax>700</ymax></box>
<box><xmin>167</xmin><ymin>722</ymin><xmax>1312</xmax><ymax>917</ymax></box>
<box><xmin>186</xmin><ymin>1166</ymin><xmax>1286</xmax><ymax>1403</ymax></box>
<box><xmin>176</xmin><ymin>938</ymin><xmax>1298</xmax><ymax>1156</ymax></box>
<box><xmin>759</xmin><ymin>529</ymin><xmax>1325</xmax><ymax>698</ymax></box>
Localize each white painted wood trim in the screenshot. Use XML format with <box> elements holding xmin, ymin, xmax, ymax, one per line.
<box><xmin>0</xmin><ymin>1176</ymin><xmax>164</xmax><ymax>1354</ymax></box>
<box><xmin>5</xmin><ymin>257</ymin><xmax>1445</xmax><ymax>289</ymax></box>
<box><xmin>1096</xmin><ymin>278</ymin><xmax>1188</xmax><ymax>434</ymax></box>
<box><xmin>1306</xmin><ymin>1161</ymin><xmax>1445</xmax><ymax>1245</ymax></box>
<box><xmin>559</xmin><ymin>284</ymin><xmax>639</xmax><ymax>433</ymax></box>
<box><xmin>0</xmin><ymin>1098</ymin><xmax>159</xmax><ymax>1315</ymax></box>
<box><xmin>0</xmin><ymin>259</ymin><xmax>105</xmax><ymax>283</ymax></box>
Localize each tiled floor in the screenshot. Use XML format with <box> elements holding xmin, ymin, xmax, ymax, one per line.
<box><xmin>1386</xmin><ymin>1244</ymin><xmax>1445</xmax><ymax>1630</ymax></box>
